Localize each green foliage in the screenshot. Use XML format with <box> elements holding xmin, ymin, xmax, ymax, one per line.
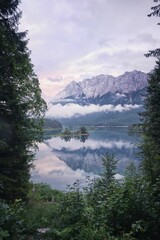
<box><xmin>145</xmin><ymin>0</ymin><xmax>160</xmax><ymax>57</ymax></box>
<box><xmin>0</xmin><ymin>0</ymin><xmax>46</xmax><ymax>201</ymax></box>
<box><xmin>0</xmin><ymin>200</ymin><xmax>26</xmax><ymax>240</ymax></box>
<box><xmin>101</xmin><ymin>153</ymin><xmax>118</xmax><ymax>186</ymax></box>
<box><xmin>138</xmin><ymin>5</ymin><xmax>160</xmax><ymax>238</ymax></box>
<box><xmin>79</xmin><ymin>126</ymin><xmax>88</xmax><ymax>135</ymax></box>
<box><xmin>0</xmin><ymin>184</ymin><xmax>62</xmax><ymax>239</ymax></box>
<box><xmin>148</xmin><ymin>0</ymin><xmax>160</xmax><ymax>19</ymax></box>
<box><xmin>20</xmin><ymin>158</ymin><xmax>133</xmax><ymax>239</ymax></box>
<box><xmin>22</xmin><ymin>202</ymin><xmax>56</xmax><ymax>237</ymax></box>
<box><xmin>22</xmin><ymin>184</ymin><xmax>62</xmax><ymax>235</ymax></box>
<box><xmin>140</xmin><ymin>61</ymin><xmax>160</xmax><ymax>184</ymax></box>
<box><xmin>62</xmin><ymin>128</ymin><xmax>72</xmax><ymax>136</ymax></box>
<box><xmin>142</xmin><ymin>61</ymin><xmax>160</xmax><ymax>144</ymax></box>
<box><xmin>35</xmin><ymin>156</ymin><xmax>159</xmax><ymax>240</ymax></box>
<box><xmin>0</xmin><ymin>158</ymin><xmax>159</xmax><ymax>240</ymax></box>
<box><xmin>28</xmin><ymin>183</ymin><xmax>63</xmax><ymax>203</ymax></box>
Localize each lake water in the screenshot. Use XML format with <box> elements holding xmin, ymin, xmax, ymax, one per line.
<box><xmin>31</xmin><ymin>127</ymin><xmax>141</xmax><ymax>190</ymax></box>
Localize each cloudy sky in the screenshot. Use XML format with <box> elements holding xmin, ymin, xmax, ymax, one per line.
<box><xmin>19</xmin><ymin>0</ymin><xmax>159</xmax><ymax>102</ymax></box>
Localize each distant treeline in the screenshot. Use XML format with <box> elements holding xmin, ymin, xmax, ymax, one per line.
<box><xmin>43</xmin><ymin>118</ymin><xmax>62</xmax><ymax>130</ymax></box>
<box><xmin>58</xmin><ymin>107</ymin><xmax>143</xmax><ymax>127</ymax></box>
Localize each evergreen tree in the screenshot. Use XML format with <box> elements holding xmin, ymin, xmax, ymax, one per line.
<box><xmin>148</xmin><ymin>0</ymin><xmax>160</xmax><ymax>22</ymax></box>
<box><xmin>101</xmin><ymin>153</ymin><xmax>118</xmax><ymax>187</ymax></box>
<box><xmin>140</xmin><ymin>61</ymin><xmax>160</xmax><ymax>183</ymax></box>
<box><xmin>138</xmin><ymin>2</ymin><xmax>160</xmax><ymax>237</ymax></box>
<box><xmin>140</xmin><ymin>1</ymin><xmax>160</xmax><ymax>183</ymax></box>
<box><xmin>79</xmin><ymin>126</ymin><xmax>88</xmax><ymax>135</ymax></box>
<box><xmin>142</xmin><ymin>62</ymin><xmax>160</xmax><ymax>146</ymax></box>
<box><xmin>0</xmin><ymin>0</ymin><xmax>46</xmax><ymax>202</ymax></box>
<box><xmin>145</xmin><ymin>0</ymin><xmax>160</xmax><ymax>57</ymax></box>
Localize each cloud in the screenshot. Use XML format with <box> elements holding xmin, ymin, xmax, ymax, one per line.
<box><xmin>46</xmin><ymin>103</ymin><xmax>141</xmax><ymax>118</ymax></box>
<box><xmin>47</xmin><ymin>76</ymin><xmax>63</xmax><ymax>82</ymax></box>
<box><xmin>20</xmin><ymin>0</ymin><xmax>159</xmax><ymax>72</ymax></box>
<box><xmin>98</xmin><ymin>38</ymin><xmax>111</xmax><ymax>47</ymax></box>
<box><xmin>63</xmin><ymin>46</ymin><xmax>156</xmax><ymax>79</ymax></box>
<box><xmin>47</xmin><ymin>137</ymin><xmax>134</xmax><ymax>151</ymax></box>
<box><xmin>128</xmin><ymin>33</ymin><xmax>160</xmax><ymax>45</ymax></box>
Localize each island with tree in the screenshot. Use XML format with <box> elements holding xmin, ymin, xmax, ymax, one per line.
<box><xmin>61</xmin><ymin>126</ymin><xmax>89</xmax><ymax>142</ymax></box>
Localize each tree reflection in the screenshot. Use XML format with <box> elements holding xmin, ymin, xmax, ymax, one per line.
<box><xmin>61</xmin><ymin>134</ymin><xmax>88</xmax><ymax>143</ymax></box>
<box><xmin>61</xmin><ymin>135</ymin><xmax>72</xmax><ymax>142</ymax></box>
<box><xmin>80</xmin><ymin>134</ymin><xmax>88</xmax><ymax>143</ymax></box>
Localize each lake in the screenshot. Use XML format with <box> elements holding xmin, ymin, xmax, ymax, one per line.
<box><xmin>31</xmin><ymin>127</ymin><xmax>141</xmax><ymax>190</ymax></box>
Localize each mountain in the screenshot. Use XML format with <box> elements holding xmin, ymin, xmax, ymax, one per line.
<box><xmin>51</xmin><ymin>70</ymin><xmax>148</xmax><ymax>106</ymax></box>
<box><xmin>49</xmin><ymin>70</ymin><xmax>148</xmax><ymax>126</ymax></box>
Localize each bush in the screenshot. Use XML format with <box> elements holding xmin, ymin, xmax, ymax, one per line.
<box><xmin>0</xmin><ymin>200</ymin><xmax>26</xmax><ymax>240</ymax></box>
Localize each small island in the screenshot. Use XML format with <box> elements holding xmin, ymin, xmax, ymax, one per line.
<box><xmin>61</xmin><ymin>126</ymin><xmax>89</xmax><ymax>142</ymax></box>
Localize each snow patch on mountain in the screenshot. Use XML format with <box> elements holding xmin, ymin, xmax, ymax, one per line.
<box><xmin>54</xmin><ymin>70</ymin><xmax>147</xmax><ymax>100</ymax></box>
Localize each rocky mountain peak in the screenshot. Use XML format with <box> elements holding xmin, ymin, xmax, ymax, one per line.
<box><xmin>55</xmin><ymin>70</ymin><xmax>148</xmax><ymax>100</ymax></box>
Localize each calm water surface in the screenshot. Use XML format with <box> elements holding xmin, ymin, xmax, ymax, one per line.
<box><xmin>31</xmin><ymin>127</ymin><xmax>141</xmax><ymax>190</ymax></box>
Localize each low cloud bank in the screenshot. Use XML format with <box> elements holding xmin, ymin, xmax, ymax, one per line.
<box><xmin>46</xmin><ymin>103</ymin><xmax>141</xmax><ymax>118</ymax></box>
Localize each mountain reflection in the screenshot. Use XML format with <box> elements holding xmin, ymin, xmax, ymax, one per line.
<box><xmin>45</xmin><ymin>128</ymin><xmax>141</xmax><ymax>175</ymax></box>
<box><xmin>32</xmin><ymin>128</ymin><xmax>141</xmax><ymax>190</ymax></box>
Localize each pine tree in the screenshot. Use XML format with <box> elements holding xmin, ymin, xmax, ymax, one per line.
<box><xmin>101</xmin><ymin>153</ymin><xmax>118</xmax><ymax>187</ymax></box>
<box><xmin>140</xmin><ymin>61</ymin><xmax>160</xmax><ymax>183</ymax></box>
<box><xmin>79</xmin><ymin>126</ymin><xmax>88</xmax><ymax>135</ymax></box>
<box><xmin>139</xmin><ymin>2</ymin><xmax>160</xmax><ymax>237</ymax></box>
<box><xmin>145</xmin><ymin>0</ymin><xmax>160</xmax><ymax>57</ymax></box>
<box><xmin>0</xmin><ymin>0</ymin><xmax>46</xmax><ymax>201</ymax></box>
<box><xmin>142</xmin><ymin>62</ymin><xmax>160</xmax><ymax>146</ymax></box>
<box><xmin>140</xmin><ymin>1</ymin><xmax>160</xmax><ymax>183</ymax></box>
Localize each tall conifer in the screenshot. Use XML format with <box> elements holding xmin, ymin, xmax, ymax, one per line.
<box><xmin>141</xmin><ymin>61</ymin><xmax>160</xmax><ymax>182</ymax></box>
<box><xmin>0</xmin><ymin>0</ymin><xmax>46</xmax><ymax>201</ymax></box>
<box><xmin>141</xmin><ymin>0</ymin><xmax>160</xmax><ymax>183</ymax></box>
<box><xmin>146</xmin><ymin>0</ymin><xmax>160</xmax><ymax>57</ymax></box>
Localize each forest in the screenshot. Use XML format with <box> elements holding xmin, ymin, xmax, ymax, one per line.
<box><xmin>0</xmin><ymin>0</ymin><xmax>160</xmax><ymax>239</ymax></box>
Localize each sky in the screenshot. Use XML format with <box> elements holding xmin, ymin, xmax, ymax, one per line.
<box><xmin>19</xmin><ymin>0</ymin><xmax>160</xmax><ymax>102</ymax></box>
